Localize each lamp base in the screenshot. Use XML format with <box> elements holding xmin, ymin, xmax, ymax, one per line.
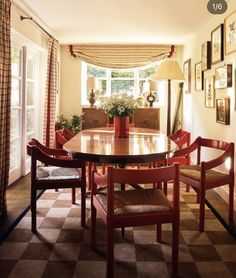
<box><xmin>89</xmin><ymin>90</ymin><xmax>95</xmax><ymax>107</ymax></box>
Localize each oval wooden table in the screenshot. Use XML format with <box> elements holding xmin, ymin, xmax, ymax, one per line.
<box><xmin>63</xmin><ymin>127</ymin><xmax>177</xmax><ymax>164</ymax></box>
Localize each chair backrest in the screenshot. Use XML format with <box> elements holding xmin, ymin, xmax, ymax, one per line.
<box><xmin>169</xmin><ymin>129</ymin><xmax>190</xmax><ymax>148</ymax></box>
<box><xmin>55</xmin><ymin>128</ymin><xmax>74</xmax><ymax>149</ymax></box>
<box><xmin>198</xmin><ymin>137</ymin><xmax>234</xmax><ymax>171</ymax></box>
<box><xmin>105</xmin><ymin>164</ymin><xmax>180</xmax><ymax>215</ymax></box>
<box><xmin>27</xmin><ymin>139</ymin><xmax>85</xmax><ymax>180</ymax></box>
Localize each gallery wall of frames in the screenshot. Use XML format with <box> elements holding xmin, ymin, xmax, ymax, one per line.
<box><xmin>183</xmin><ymin>10</ymin><xmax>236</xmax><ymax>126</ymax></box>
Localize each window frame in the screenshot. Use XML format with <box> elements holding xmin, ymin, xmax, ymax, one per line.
<box><xmin>81</xmin><ymin>61</ymin><xmax>164</xmax><ymax>107</ymax></box>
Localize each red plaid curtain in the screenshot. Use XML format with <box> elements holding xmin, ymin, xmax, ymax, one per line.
<box><xmin>43</xmin><ymin>38</ymin><xmax>59</xmax><ymax>147</ymax></box>
<box><xmin>0</xmin><ymin>0</ymin><xmax>11</xmax><ymax>218</ymax></box>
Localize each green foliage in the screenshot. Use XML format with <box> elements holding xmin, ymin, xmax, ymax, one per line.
<box><xmin>55</xmin><ymin>113</ymin><xmax>83</xmax><ymax>135</ymax></box>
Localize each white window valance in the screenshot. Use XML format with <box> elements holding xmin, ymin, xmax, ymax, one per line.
<box><xmin>69</xmin><ymin>44</ymin><xmax>175</xmax><ymax>69</ymax></box>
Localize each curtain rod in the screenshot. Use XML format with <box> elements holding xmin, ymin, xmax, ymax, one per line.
<box><xmin>12</xmin><ymin>1</ymin><xmax>58</xmax><ymax>42</ymax></box>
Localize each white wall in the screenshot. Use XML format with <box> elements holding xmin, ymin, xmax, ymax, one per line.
<box><xmin>60</xmin><ymin>46</ymin><xmax>82</xmax><ymax>119</ymax></box>
<box><xmin>182</xmin><ymin>1</ymin><xmax>236</xmax><ymax>205</ymax></box>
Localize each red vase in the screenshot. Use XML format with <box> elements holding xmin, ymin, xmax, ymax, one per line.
<box><xmin>114</xmin><ymin>116</ymin><xmax>129</xmax><ymax>138</ymax></box>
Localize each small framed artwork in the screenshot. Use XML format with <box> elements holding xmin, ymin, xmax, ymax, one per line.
<box><xmin>216</xmin><ymin>98</ymin><xmax>230</xmax><ymax>125</ymax></box>
<box><xmin>183</xmin><ymin>58</ymin><xmax>191</xmax><ymax>93</ymax></box>
<box><xmin>211</xmin><ymin>24</ymin><xmax>224</xmax><ymax>64</ymax></box>
<box><xmin>224</xmin><ymin>10</ymin><xmax>236</xmax><ymax>55</ymax></box>
<box><xmin>201</xmin><ymin>41</ymin><xmax>211</xmax><ymax>71</ymax></box>
<box><xmin>215</xmin><ymin>64</ymin><xmax>233</xmax><ymax>89</ymax></box>
<box><xmin>205</xmin><ymin>76</ymin><xmax>215</xmax><ymax>108</ymax></box>
<box><xmin>195</xmin><ymin>62</ymin><xmax>204</xmax><ymax>91</ymax></box>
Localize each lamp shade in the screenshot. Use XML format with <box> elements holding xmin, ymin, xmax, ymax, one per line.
<box><xmin>87</xmin><ymin>76</ymin><xmax>97</xmax><ymax>89</ymax></box>
<box><xmin>149</xmin><ymin>80</ymin><xmax>157</xmax><ymax>91</ymax></box>
<box><xmin>152</xmin><ymin>59</ymin><xmax>184</xmax><ymax>81</ymax></box>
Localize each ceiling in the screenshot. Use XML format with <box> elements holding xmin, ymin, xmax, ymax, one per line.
<box><xmin>20</xmin><ymin>0</ymin><xmax>213</xmax><ymax>45</ymax></box>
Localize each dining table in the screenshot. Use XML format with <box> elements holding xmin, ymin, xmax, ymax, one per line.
<box><xmin>63</xmin><ymin>127</ymin><xmax>177</xmax><ymax>165</ymax></box>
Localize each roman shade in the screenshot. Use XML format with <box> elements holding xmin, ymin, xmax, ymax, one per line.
<box><xmin>69</xmin><ymin>44</ymin><xmax>175</xmax><ymax>69</ymax></box>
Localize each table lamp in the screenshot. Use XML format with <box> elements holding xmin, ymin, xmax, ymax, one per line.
<box><xmin>87</xmin><ymin>76</ymin><xmax>97</xmax><ymax>107</ymax></box>
<box><xmin>152</xmin><ymin>59</ymin><xmax>184</xmax><ymax>136</ymax></box>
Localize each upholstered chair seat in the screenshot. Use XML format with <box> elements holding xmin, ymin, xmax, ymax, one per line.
<box><xmin>96</xmin><ymin>188</ymin><xmax>172</xmax><ymax>216</ymax></box>
<box><xmin>37</xmin><ymin>166</ymin><xmax>81</xmax><ymax>180</ymax></box>
<box><xmin>180</xmin><ymin>165</ymin><xmax>229</xmax><ymax>184</ymax></box>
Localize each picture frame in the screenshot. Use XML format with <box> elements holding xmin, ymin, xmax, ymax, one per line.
<box><xmin>216</xmin><ymin>98</ymin><xmax>230</xmax><ymax>125</ymax></box>
<box><xmin>224</xmin><ymin>10</ymin><xmax>236</xmax><ymax>55</ymax></box>
<box><xmin>215</xmin><ymin>64</ymin><xmax>233</xmax><ymax>89</ymax></box>
<box><xmin>211</xmin><ymin>24</ymin><xmax>224</xmax><ymax>64</ymax></box>
<box><xmin>201</xmin><ymin>41</ymin><xmax>211</xmax><ymax>71</ymax></box>
<box><xmin>183</xmin><ymin>58</ymin><xmax>191</xmax><ymax>93</ymax></box>
<box><xmin>204</xmin><ymin>76</ymin><xmax>215</xmax><ymax>108</ymax></box>
<box><xmin>195</xmin><ymin>62</ymin><xmax>204</xmax><ymax>91</ymax></box>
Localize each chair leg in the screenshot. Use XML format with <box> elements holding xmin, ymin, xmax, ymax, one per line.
<box><xmin>172</xmin><ymin>219</ymin><xmax>179</xmax><ymax>276</ymax></box>
<box><xmin>90</xmin><ymin>203</ymin><xmax>97</xmax><ymax>250</ymax></box>
<box><xmin>81</xmin><ymin>185</ymin><xmax>86</xmax><ymax>228</ymax></box>
<box><xmin>163</xmin><ymin>182</ymin><xmax>167</xmax><ymax>196</ymax></box>
<box><xmin>156</xmin><ymin>224</ymin><xmax>162</xmax><ymax>243</ymax></box>
<box><xmin>72</xmin><ymin>188</ymin><xmax>76</xmax><ymax>204</ymax></box>
<box><xmin>199</xmin><ymin>189</ymin><xmax>205</xmax><ymax>232</ymax></box>
<box><xmin>107</xmin><ymin>225</ymin><xmax>114</xmax><ymax>278</ymax></box>
<box><xmin>87</xmin><ymin>162</ymin><xmax>92</xmax><ymax>191</ymax></box>
<box><xmin>229</xmin><ymin>182</ymin><xmax>234</xmax><ymax>223</ymax></box>
<box><xmin>31</xmin><ymin>186</ymin><xmax>37</xmax><ymax>233</ymax></box>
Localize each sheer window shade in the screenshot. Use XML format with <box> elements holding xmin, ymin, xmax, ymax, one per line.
<box><xmin>69</xmin><ymin>44</ymin><xmax>175</xmax><ymax>69</ymax></box>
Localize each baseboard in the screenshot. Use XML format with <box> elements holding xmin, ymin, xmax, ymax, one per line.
<box><xmin>214</xmin><ymin>186</ymin><xmax>236</xmax><ymax>211</ymax></box>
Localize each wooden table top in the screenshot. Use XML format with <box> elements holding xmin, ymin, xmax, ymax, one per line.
<box><xmin>63</xmin><ymin>127</ymin><xmax>177</xmax><ymax>164</ymax></box>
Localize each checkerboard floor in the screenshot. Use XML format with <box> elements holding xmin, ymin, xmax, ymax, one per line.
<box><xmin>0</xmin><ymin>185</ymin><xmax>236</xmax><ymax>278</ymax></box>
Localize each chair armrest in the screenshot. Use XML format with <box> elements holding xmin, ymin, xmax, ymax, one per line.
<box><xmin>33</xmin><ymin>146</ymin><xmax>84</xmax><ymax>168</ymax></box>
<box><xmin>204</xmin><ymin>147</ymin><xmax>232</xmax><ymax>171</ymax></box>
<box><xmin>28</xmin><ymin>139</ymin><xmax>68</xmax><ymax>156</ymax></box>
<box><xmin>172</xmin><ymin>137</ymin><xmax>200</xmax><ymax>158</ymax></box>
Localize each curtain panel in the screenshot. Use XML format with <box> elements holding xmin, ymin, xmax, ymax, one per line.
<box><xmin>0</xmin><ymin>0</ymin><xmax>11</xmax><ymax>218</ymax></box>
<box><xmin>69</xmin><ymin>44</ymin><xmax>175</xmax><ymax>69</ymax></box>
<box><xmin>43</xmin><ymin>38</ymin><xmax>59</xmax><ymax>148</ymax></box>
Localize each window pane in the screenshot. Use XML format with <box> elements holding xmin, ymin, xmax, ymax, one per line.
<box><xmin>27</xmin><ymin>82</ymin><xmax>34</xmax><ymax>105</ymax></box>
<box><xmin>11</xmin><ymin>48</ymin><xmax>21</xmax><ymax>76</ymax></box>
<box><xmin>26</xmin><ymin>108</ymin><xmax>34</xmax><ymax>133</ymax></box>
<box><xmin>139</xmin><ymin>65</ymin><xmax>157</xmax><ymax>78</ymax></box>
<box><xmin>11</xmin><ymin>109</ymin><xmax>20</xmax><ymax>138</ymax></box>
<box><xmin>27</xmin><ymin>52</ymin><xmax>34</xmax><ymax>79</ymax></box>
<box><xmin>11</xmin><ymin>79</ymin><xmax>20</xmax><ymax>106</ymax></box>
<box><xmin>10</xmin><ymin>141</ymin><xmax>20</xmax><ymax>170</ymax></box>
<box><xmin>139</xmin><ymin>80</ymin><xmax>147</xmax><ymax>94</ymax></box>
<box><xmin>87</xmin><ymin>65</ymin><xmax>106</xmax><ymax>78</ymax></box>
<box><xmin>111</xmin><ymin>70</ymin><xmax>134</xmax><ymax>78</ymax></box>
<box><xmin>111</xmin><ymin>80</ymin><xmax>134</xmax><ymax>94</ymax></box>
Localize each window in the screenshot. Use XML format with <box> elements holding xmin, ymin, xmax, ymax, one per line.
<box><xmin>81</xmin><ymin>62</ymin><xmax>164</xmax><ymax>106</ymax></box>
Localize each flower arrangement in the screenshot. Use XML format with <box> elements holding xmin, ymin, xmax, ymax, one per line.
<box><xmin>98</xmin><ymin>92</ymin><xmax>137</xmax><ymax>118</ymax></box>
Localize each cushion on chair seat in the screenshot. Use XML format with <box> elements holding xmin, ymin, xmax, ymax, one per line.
<box><xmin>180</xmin><ymin>165</ymin><xmax>229</xmax><ymax>183</ymax></box>
<box><xmin>37</xmin><ymin>166</ymin><xmax>80</xmax><ymax>180</ymax></box>
<box><xmin>96</xmin><ymin>188</ymin><xmax>172</xmax><ymax>216</ymax></box>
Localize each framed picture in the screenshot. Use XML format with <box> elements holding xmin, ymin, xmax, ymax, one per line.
<box><xmin>205</xmin><ymin>76</ymin><xmax>215</xmax><ymax>108</ymax></box>
<box><xmin>201</xmin><ymin>41</ymin><xmax>211</xmax><ymax>71</ymax></box>
<box><xmin>183</xmin><ymin>58</ymin><xmax>191</xmax><ymax>93</ymax></box>
<box><xmin>216</xmin><ymin>98</ymin><xmax>230</xmax><ymax>125</ymax></box>
<box><xmin>224</xmin><ymin>10</ymin><xmax>236</xmax><ymax>55</ymax></box>
<box><xmin>195</xmin><ymin>62</ymin><xmax>204</xmax><ymax>91</ymax></box>
<box><xmin>211</xmin><ymin>24</ymin><xmax>224</xmax><ymax>64</ymax></box>
<box><xmin>215</xmin><ymin>64</ymin><xmax>233</xmax><ymax>89</ymax></box>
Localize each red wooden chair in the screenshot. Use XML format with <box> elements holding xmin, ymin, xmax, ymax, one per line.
<box><xmin>55</xmin><ymin>128</ymin><xmax>74</xmax><ymax>149</ymax></box>
<box><xmin>173</xmin><ymin>136</ymin><xmax>234</xmax><ymax>232</ymax></box>
<box><xmin>27</xmin><ymin>138</ymin><xmax>86</xmax><ymax>232</ymax></box>
<box><xmin>91</xmin><ymin>164</ymin><xmax>180</xmax><ymax>277</ymax></box>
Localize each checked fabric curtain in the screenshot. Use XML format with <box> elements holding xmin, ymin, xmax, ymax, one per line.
<box><xmin>0</xmin><ymin>0</ymin><xmax>11</xmax><ymax>218</ymax></box>
<box><xmin>43</xmin><ymin>38</ymin><xmax>59</xmax><ymax>148</ymax></box>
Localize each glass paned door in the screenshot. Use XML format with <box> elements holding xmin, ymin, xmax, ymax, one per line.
<box><xmin>9</xmin><ymin>46</ymin><xmax>22</xmax><ymax>184</ymax></box>
<box><xmin>9</xmin><ymin>45</ymin><xmax>38</xmax><ymax>184</ymax></box>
